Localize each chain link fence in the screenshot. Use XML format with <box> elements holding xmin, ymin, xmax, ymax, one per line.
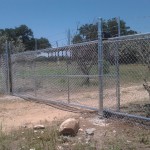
<box><xmin>11</xmin><ymin>41</ymin><xmax>99</xmax><ymax>109</ymax></box>
<box><xmin>0</xmin><ymin>25</ymin><xmax>150</xmax><ymax>122</ymax></box>
<box><xmin>103</xmin><ymin>33</ymin><xmax>150</xmax><ymax>120</ymax></box>
<box><xmin>0</xmin><ymin>54</ymin><xmax>7</xmax><ymax>94</ymax></box>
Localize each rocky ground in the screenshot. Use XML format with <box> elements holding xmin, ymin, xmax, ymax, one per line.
<box><xmin>0</xmin><ymin>95</ymin><xmax>150</xmax><ymax>150</ymax></box>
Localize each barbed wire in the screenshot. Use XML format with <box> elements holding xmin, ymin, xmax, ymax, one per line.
<box><xmin>49</xmin><ymin>18</ymin><xmax>150</xmax><ymax>47</ymax></box>
<box><xmin>2</xmin><ymin>16</ymin><xmax>150</xmax><ymax>49</ymax></box>
<box><xmin>46</xmin><ymin>17</ymin><xmax>147</xmax><ymax>45</ymax></box>
<box><xmin>121</xmin><ymin>15</ymin><xmax>150</xmax><ymax>21</ymax></box>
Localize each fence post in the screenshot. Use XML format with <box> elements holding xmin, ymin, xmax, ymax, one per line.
<box><xmin>98</xmin><ymin>18</ymin><xmax>104</xmax><ymax>116</ymax></box>
<box><xmin>8</xmin><ymin>42</ymin><xmax>13</xmax><ymax>94</ymax></box>
<box><xmin>116</xmin><ymin>17</ymin><xmax>121</xmax><ymax>111</ymax></box>
<box><xmin>5</xmin><ymin>40</ymin><xmax>9</xmax><ymax>93</ymax></box>
<box><xmin>117</xmin><ymin>17</ymin><xmax>121</xmax><ymax>37</ymax></box>
<box><xmin>35</xmin><ymin>38</ymin><xmax>37</xmax><ymax>50</ymax></box>
<box><xmin>34</xmin><ymin>40</ymin><xmax>37</xmax><ymax>97</ymax></box>
<box><xmin>67</xmin><ymin>29</ymin><xmax>70</xmax><ymax>103</ymax></box>
<box><xmin>56</xmin><ymin>41</ymin><xmax>60</xmax><ymax>65</ymax></box>
<box><xmin>4</xmin><ymin>41</ymin><xmax>12</xmax><ymax>94</ymax></box>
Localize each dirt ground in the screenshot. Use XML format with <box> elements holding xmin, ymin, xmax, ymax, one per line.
<box><xmin>0</xmin><ymin>84</ymin><xmax>149</xmax><ymax>131</ymax></box>
<box><xmin>0</xmin><ymin>95</ymin><xmax>77</xmax><ymax>131</ymax></box>
<box><xmin>0</xmin><ymin>94</ymin><xmax>150</xmax><ymax>149</ymax></box>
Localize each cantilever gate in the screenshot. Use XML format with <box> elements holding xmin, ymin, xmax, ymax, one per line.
<box><xmin>10</xmin><ymin>43</ymin><xmax>119</xmax><ymax>113</ymax></box>
<box><xmin>1</xmin><ymin>19</ymin><xmax>150</xmax><ymax>121</ymax></box>
<box><xmin>4</xmin><ymin>34</ymin><xmax>150</xmax><ymax>124</ymax></box>
<box><xmin>4</xmin><ymin>19</ymin><xmax>119</xmax><ymax>113</ymax></box>
<box><xmin>11</xmin><ymin>41</ymin><xmax>102</xmax><ymax>109</ymax></box>
<box><xmin>7</xmin><ymin>32</ymin><xmax>150</xmax><ymax>123</ymax></box>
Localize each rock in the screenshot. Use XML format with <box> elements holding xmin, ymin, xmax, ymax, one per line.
<box><xmin>85</xmin><ymin>128</ymin><xmax>96</xmax><ymax>135</ymax></box>
<box><xmin>113</xmin><ymin>130</ymin><xmax>116</xmax><ymax>134</ymax></box>
<box><xmin>89</xmin><ymin>117</ymin><xmax>109</xmax><ymax>127</ymax></box>
<box><xmin>63</xmin><ymin>143</ymin><xmax>69</xmax><ymax>146</ymax></box>
<box><xmin>41</xmin><ymin>130</ymin><xmax>44</xmax><ymax>134</ymax></box>
<box><xmin>78</xmin><ymin>137</ymin><xmax>82</xmax><ymax>141</ymax></box>
<box><xmin>57</xmin><ymin>146</ymin><xmax>64</xmax><ymax>150</ymax></box>
<box><xmin>22</xmin><ymin>125</ymin><xmax>27</xmax><ymax>128</ymax></box>
<box><xmin>85</xmin><ymin>136</ymin><xmax>91</xmax><ymax>144</ymax></box>
<box><xmin>33</xmin><ymin>125</ymin><xmax>45</xmax><ymax>130</ymax></box>
<box><xmin>127</xmin><ymin>140</ymin><xmax>132</xmax><ymax>143</ymax></box>
<box><xmin>61</xmin><ymin>136</ymin><xmax>71</xmax><ymax>142</ymax></box>
<box><xmin>59</xmin><ymin>118</ymin><xmax>79</xmax><ymax>136</ymax></box>
<box><xmin>79</xmin><ymin>128</ymin><xmax>83</xmax><ymax>132</ymax></box>
<box><xmin>79</xmin><ymin>117</ymin><xmax>83</xmax><ymax>119</ymax></box>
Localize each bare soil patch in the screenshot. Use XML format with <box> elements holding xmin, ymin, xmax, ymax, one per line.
<box><xmin>0</xmin><ymin>95</ymin><xmax>149</xmax><ymax>149</ymax></box>
<box><xmin>0</xmin><ymin>84</ymin><xmax>149</xmax><ymax>131</ymax></box>
<box><xmin>0</xmin><ymin>95</ymin><xmax>77</xmax><ymax>131</ymax></box>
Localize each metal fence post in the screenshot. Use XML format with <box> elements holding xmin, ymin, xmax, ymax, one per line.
<box><xmin>34</xmin><ymin>40</ymin><xmax>37</xmax><ymax>97</ymax></box>
<box><xmin>35</xmin><ymin>38</ymin><xmax>37</xmax><ymax>50</ymax></box>
<box><xmin>117</xmin><ymin>17</ymin><xmax>121</xmax><ymax>37</ymax></box>
<box><xmin>67</xmin><ymin>29</ymin><xmax>71</xmax><ymax>103</ymax></box>
<box><xmin>4</xmin><ymin>41</ymin><xmax>12</xmax><ymax>94</ymax></box>
<box><xmin>116</xmin><ymin>17</ymin><xmax>121</xmax><ymax>111</ymax></box>
<box><xmin>5</xmin><ymin>40</ymin><xmax>9</xmax><ymax>94</ymax></box>
<box><xmin>8</xmin><ymin>42</ymin><xmax>13</xmax><ymax>94</ymax></box>
<box><xmin>98</xmin><ymin>18</ymin><xmax>104</xmax><ymax>116</ymax></box>
<box><xmin>56</xmin><ymin>41</ymin><xmax>60</xmax><ymax>65</ymax></box>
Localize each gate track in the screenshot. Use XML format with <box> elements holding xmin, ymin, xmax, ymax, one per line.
<box><xmin>13</xmin><ymin>94</ymin><xmax>98</xmax><ymax>114</ymax></box>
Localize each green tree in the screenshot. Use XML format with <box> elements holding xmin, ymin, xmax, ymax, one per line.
<box><xmin>0</xmin><ymin>25</ymin><xmax>51</xmax><ymax>51</ymax></box>
<box><xmin>72</xmin><ymin>18</ymin><xmax>137</xmax><ymax>85</ymax></box>
<box><xmin>72</xmin><ymin>18</ymin><xmax>137</xmax><ymax>43</ymax></box>
<box><xmin>72</xmin><ymin>43</ymin><xmax>98</xmax><ymax>85</ymax></box>
<box><xmin>11</xmin><ymin>38</ymin><xmax>25</xmax><ymax>53</ymax></box>
<box><xmin>15</xmin><ymin>25</ymin><xmax>33</xmax><ymax>50</ymax></box>
<box><xmin>15</xmin><ymin>25</ymin><xmax>33</xmax><ymax>41</ymax></box>
<box><xmin>0</xmin><ymin>35</ymin><xmax>25</xmax><ymax>54</ymax></box>
<box><xmin>37</xmin><ymin>37</ymin><xmax>51</xmax><ymax>49</ymax></box>
<box><xmin>0</xmin><ymin>35</ymin><xmax>7</xmax><ymax>54</ymax></box>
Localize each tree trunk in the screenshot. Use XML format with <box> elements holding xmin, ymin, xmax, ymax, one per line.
<box><xmin>84</xmin><ymin>76</ymin><xmax>90</xmax><ymax>86</ymax></box>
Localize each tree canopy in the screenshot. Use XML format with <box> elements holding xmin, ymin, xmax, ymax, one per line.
<box><xmin>71</xmin><ymin>18</ymin><xmax>138</xmax><ymax>85</ymax></box>
<box><xmin>0</xmin><ymin>25</ymin><xmax>51</xmax><ymax>53</ymax></box>
<box><xmin>72</xmin><ymin>18</ymin><xmax>137</xmax><ymax>44</ymax></box>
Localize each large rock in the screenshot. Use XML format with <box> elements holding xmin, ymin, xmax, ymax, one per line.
<box><xmin>85</xmin><ymin>128</ymin><xmax>96</xmax><ymax>135</ymax></box>
<box><xmin>33</xmin><ymin>125</ymin><xmax>45</xmax><ymax>130</ymax></box>
<box><xmin>59</xmin><ymin>118</ymin><xmax>79</xmax><ymax>136</ymax></box>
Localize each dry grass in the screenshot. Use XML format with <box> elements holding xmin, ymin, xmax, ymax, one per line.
<box><xmin>0</xmin><ymin>116</ymin><xmax>149</xmax><ymax>150</ymax></box>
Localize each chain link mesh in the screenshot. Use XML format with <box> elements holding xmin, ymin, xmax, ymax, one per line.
<box><xmin>0</xmin><ymin>33</ymin><xmax>149</xmax><ymax>119</ymax></box>
<box><xmin>0</xmin><ymin>53</ymin><xmax>8</xmax><ymax>94</ymax></box>
<box><xmin>103</xmin><ymin>34</ymin><xmax>150</xmax><ymax>118</ymax></box>
<box><xmin>12</xmin><ymin>41</ymin><xmax>99</xmax><ymax>108</ymax></box>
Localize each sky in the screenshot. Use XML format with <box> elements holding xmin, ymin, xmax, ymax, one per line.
<box><xmin>0</xmin><ymin>0</ymin><xmax>150</xmax><ymax>47</ymax></box>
